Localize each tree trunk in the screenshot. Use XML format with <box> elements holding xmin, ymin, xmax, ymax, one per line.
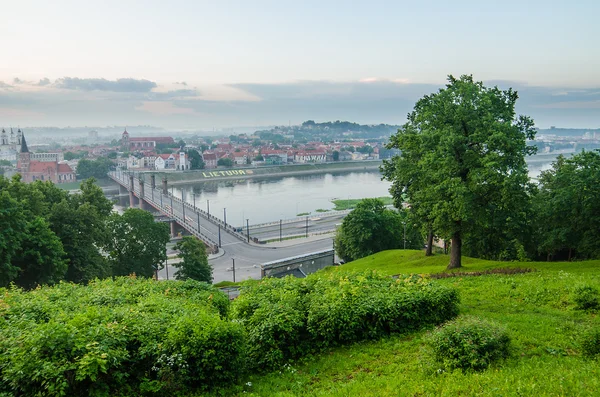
<box><xmin>568</xmin><ymin>248</ymin><xmax>572</xmax><ymax>262</ymax></box>
<box><xmin>425</xmin><ymin>230</ymin><xmax>434</xmax><ymax>256</ymax></box>
<box><xmin>447</xmin><ymin>231</ymin><xmax>462</xmax><ymax>269</ymax></box>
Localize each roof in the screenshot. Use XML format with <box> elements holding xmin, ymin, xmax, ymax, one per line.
<box><xmin>57</xmin><ymin>163</ymin><xmax>73</xmax><ymax>173</ymax></box>
<box><xmin>129</xmin><ymin>137</ymin><xmax>174</xmax><ymax>143</ymax></box>
<box><xmin>203</xmin><ymin>153</ymin><xmax>217</xmax><ymax>161</ymax></box>
<box><xmin>20</xmin><ymin>132</ymin><xmax>29</xmax><ymax>153</ymax></box>
<box><xmin>28</xmin><ymin>161</ymin><xmax>55</xmax><ymax>173</ymax></box>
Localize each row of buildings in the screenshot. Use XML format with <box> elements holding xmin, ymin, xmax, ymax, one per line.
<box><xmin>0</xmin><ymin>129</ymin><xmax>76</xmax><ymax>183</ymax></box>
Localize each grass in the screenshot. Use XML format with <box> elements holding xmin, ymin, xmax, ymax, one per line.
<box><xmin>205</xmin><ymin>250</ymin><xmax>600</xmax><ymax>396</ymax></box>
<box><xmin>332</xmin><ymin>196</ymin><xmax>394</xmax><ymax>210</ymax></box>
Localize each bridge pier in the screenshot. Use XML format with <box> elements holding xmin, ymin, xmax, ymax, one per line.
<box><xmin>162</xmin><ymin>177</ymin><xmax>168</xmax><ymax>195</ymax></box>
<box><xmin>170</xmin><ymin>220</ymin><xmax>177</xmax><ymax>238</ymax></box>
<box><xmin>118</xmin><ymin>184</ymin><xmax>127</xmax><ymax>195</ymax></box>
<box><xmin>150</xmin><ymin>174</ymin><xmax>156</xmax><ymax>190</ymax></box>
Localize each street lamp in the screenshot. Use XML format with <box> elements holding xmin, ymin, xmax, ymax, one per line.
<box><xmin>207</xmin><ymin>200</ymin><xmax>210</xmax><ymax>217</ymax></box>
<box><xmin>223</xmin><ymin>207</ymin><xmax>227</xmax><ymax>225</ymax></box>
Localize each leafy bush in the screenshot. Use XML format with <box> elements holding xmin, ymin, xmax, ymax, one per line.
<box><xmin>573</xmin><ymin>285</ymin><xmax>600</xmax><ymax>311</ymax></box>
<box><xmin>428</xmin><ymin>317</ymin><xmax>511</xmax><ymax>371</ymax></box>
<box><xmin>581</xmin><ymin>328</ymin><xmax>600</xmax><ymax>358</ymax></box>
<box><xmin>0</xmin><ymin>277</ymin><xmax>244</xmax><ymax>396</ymax></box>
<box><xmin>232</xmin><ymin>271</ymin><xmax>459</xmax><ymax>370</ymax></box>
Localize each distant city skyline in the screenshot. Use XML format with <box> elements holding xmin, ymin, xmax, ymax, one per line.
<box><xmin>1</xmin><ymin>0</ymin><xmax>598</xmax><ymax>128</ymax></box>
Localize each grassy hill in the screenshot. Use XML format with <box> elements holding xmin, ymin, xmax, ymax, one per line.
<box><xmin>211</xmin><ymin>251</ymin><xmax>600</xmax><ymax>396</ymax></box>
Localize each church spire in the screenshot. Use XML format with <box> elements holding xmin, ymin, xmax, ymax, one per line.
<box><xmin>20</xmin><ymin>131</ymin><xmax>29</xmax><ymax>153</ymax></box>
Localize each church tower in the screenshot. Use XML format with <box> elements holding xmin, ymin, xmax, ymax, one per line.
<box><xmin>17</xmin><ymin>131</ymin><xmax>30</xmax><ymax>178</ymax></box>
<box><xmin>0</xmin><ymin>128</ymin><xmax>7</xmax><ymax>146</ymax></box>
<box><xmin>121</xmin><ymin>127</ymin><xmax>130</xmax><ymax>150</ymax></box>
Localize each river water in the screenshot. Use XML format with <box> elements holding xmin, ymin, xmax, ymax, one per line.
<box><xmin>169</xmin><ymin>171</ymin><xmax>392</xmax><ymax>227</ymax></box>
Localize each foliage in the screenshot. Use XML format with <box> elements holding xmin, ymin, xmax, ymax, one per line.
<box><xmin>0</xmin><ymin>278</ymin><xmax>241</xmax><ymax>396</ymax></box>
<box><xmin>332</xmin><ymin>150</ymin><xmax>339</xmax><ymax>161</ymax></box>
<box><xmin>382</xmin><ymin>75</ymin><xmax>536</xmax><ymax>268</ymax></box>
<box><xmin>217</xmin><ymin>158</ymin><xmax>234</xmax><ymax>167</ymax></box>
<box><xmin>106</xmin><ymin>209</ymin><xmax>170</xmax><ymax>278</ymax></box>
<box><xmin>76</xmin><ymin>157</ymin><xmax>114</xmax><ymax>179</ymax></box>
<box><xmin>428</xmin><ymin>317</ymin><xmax>511</xmax><ymax>371</ymax></box>
<box><xmin>581</xmin><ymin>328</ymin><xmax>600</xmax><ymax>358</ymax></box>
<box><xmin>573</xmin><ymin>285</ymin><xmax>600</xmax><ymax>311</ymax></box>
<box><xmin>0</xmin><ymin>191</ymin><xmax>27</xmax><ymax>286</ymax></box>
<box><xmin>331</xmin><ymin>196</ymin><xmax>393</xmax><ymax>210</ymax></box>
<box><xmin>174</xmin><ymin>236</ymin><xmax>212</xmax><ymax>283</ymax></box>
<box><xmin>106</xmin><ymin>151</ymin><xmax>118</xmax><ymax>159</ymax></box>
<box><xmin>12</xmin><ymin>216</ymin><xmax>67</xmax><ymax>289</ymax></box>
<box><xmin>232</xmin><ymin>271</ymin><xmax>459</xmax><ymax>370</ymax></box>
<box><xmin>534</xmin><ymin>150</ymin><xmax>600</xmax><ymax>260</ymax></box>
<box><xmin>186</xmin><ymin>149</ymin><xmax>205</xmax><ymax>170</ymax></box>
<box><xmin>334</xmin><ymin>198</ymin><xmax>420</xmax><ymax>262</ymax></box>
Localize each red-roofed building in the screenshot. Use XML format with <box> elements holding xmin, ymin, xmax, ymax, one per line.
<box><xmin>17</xmin><ymin>132</ymin><xmax>76</xmax><ymax>183</ymax></box>
<box><xmin>121</xmin><ymin>128</ymin><xmax>175</xmax><ymax>150</ymax></box>
<box><xmin>202</xmin><ymin>152</ymin><xmax>217</xmax><ymax>169</ymax></box>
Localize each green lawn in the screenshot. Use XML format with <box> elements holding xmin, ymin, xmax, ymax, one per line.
<box><xmin>207</xmin><ymin>251</ymin><xmax>600</xmax><ymax>396</ymax></box>
<box><xmin>331</xmin><ymin>196</ymin><xmax>394</xmax><ymax>210</ymax></box>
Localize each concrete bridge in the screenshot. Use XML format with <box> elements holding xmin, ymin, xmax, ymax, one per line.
<box><xmin>108</xmin><ymin>170</ymin><xmax>250</xmax><ymax>253</ymax></box>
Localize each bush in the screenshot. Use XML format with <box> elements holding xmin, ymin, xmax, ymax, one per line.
<box><xmin>573</xmin><ymin>285</ymin><xmax>600</xmax><ymax>311</ymax></box>
<box><xmin>0</xmin><ymin>277</ymin><xmax>244</xmax><ymax>396</ymax></box>
<box><xmin>581</xmin><ymin>328</ymin><xmax>600</xmax><ymax>358</ymax></box>
<box><xmin>232</xmin><ymin>272</ymin><xmax>459</xmax><ymax>370</ymax></box>
<box><xmin>428</xmin><ymin>317</ymin><xmax>511</xmax><ymax>371</ymax></box>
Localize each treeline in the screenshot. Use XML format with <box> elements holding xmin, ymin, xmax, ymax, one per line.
<box><xmin>0</xmin><ymin>175</ymin><xmax>170</xmax><ymax>288</ymax></box>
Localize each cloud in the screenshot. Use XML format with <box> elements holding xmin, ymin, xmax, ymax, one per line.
<box><xmin>0</xmin><ymin>78</ymin><xmax>598</xmax><ymax>129</ymax></box>
<box><xmin>175</xmin><ymin>81</ymin><xmax>188</xmax><ymax>86</ymax></box>
<box><xmin>13</xmin><ymin>78</ymin><xmax>24</xmax><ymax>84</ymax></box>
<box><xmin>135</xmin><ymin>101</ymin><xmax>196</xmax><ymax>115</ymax></box>
<box><xmin>55</xmin><ymin>77</ymin><xmax>157</xmax><ymax>92</ymax></box>
<box><xmin>37</xmin><ymin>78</ymin><xmax>51</xmax><ymax>86</ymax></box>
<box><xmin>0</xmin><ymin>81</ymin><xmax>13</xmax><ymax>89</ymax></box>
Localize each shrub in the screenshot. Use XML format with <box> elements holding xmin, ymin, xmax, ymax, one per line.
<box><xmin>428</xmin><ymin>317</ymin><xmax>511</xmax><ymax>371</ymax></box>
<box><xmin>573</xmin><ymin>285</ymin><xmax>600</xmax><ymax>311</ymax></box>
<box><xmin>581</xmin><ymin>328</ymin><xmax>600</xmax><ymax>358</ymax></box>
<box><xmin>232</xmin><ymin>271</ymin><xmax>460</xmax><ymax>370</ymax></box>
<box><xmin>306</xmin><ymin>273</ymin><xmax>460</xmax><ymax>346</ymax></box>
<box><xmin>0</xmin><ymin>278</ymin><xmax>244</xmax><ymax>396</ymax></box>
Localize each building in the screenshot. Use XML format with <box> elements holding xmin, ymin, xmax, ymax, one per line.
<box><xmin>17</xmin><ymin>132</ymin><xmax>76</xmax><ymax>183</ymax></box>
<box><xmin>154</xmin><ymin>152</ymin><xmax>190</xmax><ymax>170</ymax></box>
<box><xmin>120</xmin><ymin>128</ymin><xmax>175</xmax><ymax>150</ymax></box>
<box><xmin>0</xmin><ymin>128</ymin><xmax>22</xmax><ymax>162</ymax></box>
<box><xmin>293</xmin><ymin>150</ymin><xmax>327</xmax><ymax>163</ymax></box>
<box><xmin>202</xmin><ymin>152</ymin><xmax>218</xmax><ymax>169</ymax></box>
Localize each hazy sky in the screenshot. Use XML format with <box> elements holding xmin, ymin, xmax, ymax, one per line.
<box><xmin>1</xmin><ymin>0</ymin><xmax>599</xmax><ymax>129</ymax></box>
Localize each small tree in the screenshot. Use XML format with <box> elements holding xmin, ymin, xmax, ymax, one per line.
<box><xmin>335</xmin><ymin>198</ymin><xmax>419</xmax><ymax>262</ymax></box>
<box><xmin>217</xmin><ymin>158</ymin><xmax>234</xmax><ymax>168</ymax></box>
<box><xmin>174</xmin><ymin>236</ymin><xmax>212</xmax><ymax>283</ymax></box>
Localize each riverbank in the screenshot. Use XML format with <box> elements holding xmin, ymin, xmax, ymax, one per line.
<box><xmin>150</xmin><ymin>160</ymin><xmax>383</xmax><ymax>185</ymax></box>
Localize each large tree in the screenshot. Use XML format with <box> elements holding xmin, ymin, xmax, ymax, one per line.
<box><xmin>382</xmin><ymin>75</ymin><xmax>536</xmax><ymax>269</ymax></box>
<box><xmin>106</xmin><ymin>209</ymin><xmax>170</xmax><ymax>278</ymax></box>
<box><xmin>174</xmin><ymin>236</ymin><xmax>212</xmax><ymax>283</ymax></box>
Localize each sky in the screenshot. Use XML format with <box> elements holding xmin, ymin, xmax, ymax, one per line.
<box><xmin>1</xmin><ymin>0</ymin><xmax>599</xmax><ymax>129</ymax></box>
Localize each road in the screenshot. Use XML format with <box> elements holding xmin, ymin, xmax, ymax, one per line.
<box><xmin>158</xmin><ymin>235</ymin><xmax>335</xmax><ymax>283</ymax></box>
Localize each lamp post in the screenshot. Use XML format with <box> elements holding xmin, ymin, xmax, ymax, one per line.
<box><xmin>246</xmin><ymin>219</ymin><xmax>250</xmax><ymax>243</ymax></box>
<box><xmin>223</xmin><ymin>207</ymin><xmax>227</xmax><ymax>226</ymax></box>
<box><xmin>207</xmin><ymin>200</ymin><xmax>210</xmax><ymax>217</ymax></box>
<box><xmin>182</xmin><ymin>190</ymin><xmax>185</xmax><ymax>222</ymax></box>
<box><xmin>193</xmin><ymin>193</ymin><xmax>196</xmax><ymax>210</ymax></box>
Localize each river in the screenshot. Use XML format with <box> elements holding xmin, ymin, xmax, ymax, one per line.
<box><xmin>166</xmin><ymin>171</ymin><xmax>392</xmax><ymax>227</ymax></box>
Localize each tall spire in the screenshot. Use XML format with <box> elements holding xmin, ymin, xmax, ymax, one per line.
<box><xmin>20</xmin><ymin>131</ymin><xmax>29</xmax><ymax>153</ymax></box>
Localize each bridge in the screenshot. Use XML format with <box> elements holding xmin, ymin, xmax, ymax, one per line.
<box><xmin>109</xmin><ymin>170</ymin><xmax>249</xmax><ymax>253</ymax></box>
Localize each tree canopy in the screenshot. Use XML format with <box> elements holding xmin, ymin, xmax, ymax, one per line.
<box><xmin>382</xmin><ymin>75</ymin><xmax>536</xmax><ymax>269</ymax></box>
<box><xmin>174</xmin><ymin>236</ymin><xmax>212</xmax><ymax>283</ymax></box>
<box><xmin>106</xmin><ymin>209</ymin><xmax>170</xmax><ymax>278</ymax></box>
<box><xmin>334</xmin><ymin>198</ymin><xmax>420</xmax><ymax>263</ymax></box>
